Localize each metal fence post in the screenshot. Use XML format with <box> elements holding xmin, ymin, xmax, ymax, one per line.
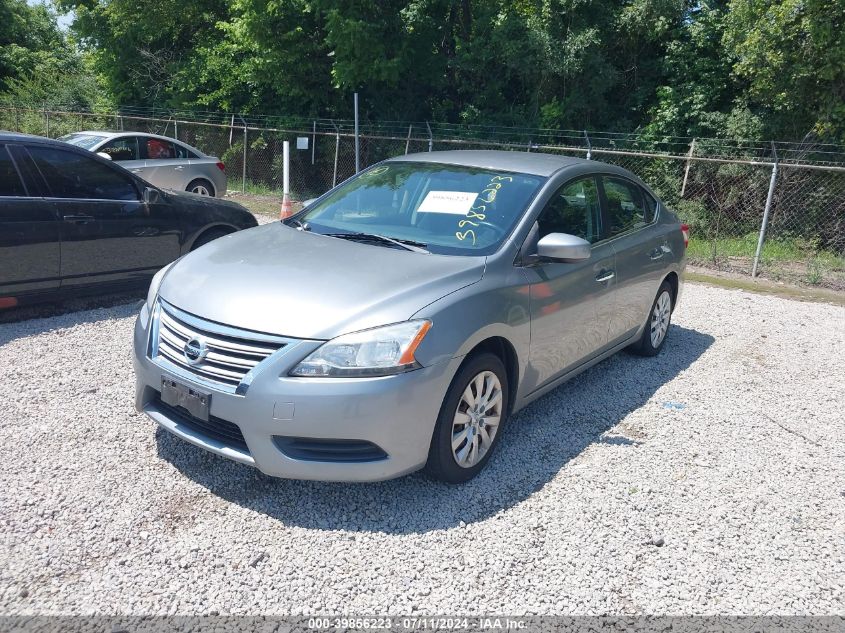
<box><xmin>174</xmin><ymin>120</ymin><xmax>178</xmax><ymax>140</ymax></box>
<box><xmin>584</xmin><ymin>130</ymin><xmax>591</xmax><ymax>160</ymax></box>
<box><xmin>426</xmin><ymin>122</ymin><xmax>433</xmax><ymax>152</ymax></box>
<box><xmin>331</xmin><ymin>120</ymin><xmax>340</xmax><ymax>188</ymax></box>
<box><xmin>44</xmin><ymin>105</ymin><xmax>49</xmax><ymax>137</ymax></box>
<box><xmin>354</xmin><ymin>93</ymin><xmax>360</xmax><ymax>173</ymax></box>
<box><xmin>681</xmin><ymin>138</ymin><xmax>696</xmax><ymax>198</ymax></box>
<box><xmin>312</xmin><ymin>121</ymin><xmax>316</xmax><ymax>165</ymax></box>
<box><xmin>242</xmin><ymin>118</ymin><xmax>247</xmax><ymax>194</ymax></box>
<box><xmin>405</xmin><ymin>124</ymin><xmax>413</xmax><ymax>155</ymax></box>
<box><xmin>752</xmin><ymin>156</ymin><xmax>779</xmax><ymax>278</ymax></box>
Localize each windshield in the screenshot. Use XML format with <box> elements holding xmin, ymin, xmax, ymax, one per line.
<box><xmin>299</xmin><ymin>162</ymin><xmax>545</xmax><ymax>255</ymax></box>
<box><xmin>58</xmin><ymin>133</ymin><xmax>107</xmax><ymax>150</ymax></box>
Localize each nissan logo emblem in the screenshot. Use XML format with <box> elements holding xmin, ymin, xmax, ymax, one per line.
<box><xmin>183</xmin><ymin>337</ymin><xmax>208</xmax><ymax>365</ymax></box>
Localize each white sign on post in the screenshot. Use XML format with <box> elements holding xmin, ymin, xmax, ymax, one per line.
<box><xmin>296</xmin><ymin>137</ymin><xmax>309</xmax><ymax>150</ymax></box>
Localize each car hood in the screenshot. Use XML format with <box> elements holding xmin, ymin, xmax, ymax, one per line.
<box><xmin>158</xmin><ymin>223</ymin><xmax>485</xmax><ymax>339</ymax></box>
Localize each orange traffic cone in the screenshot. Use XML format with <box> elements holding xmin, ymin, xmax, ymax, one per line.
<box><xmin>280</xmin><ymin>193</ymin><xmax>294</xmax><ymax>220</ymax></box>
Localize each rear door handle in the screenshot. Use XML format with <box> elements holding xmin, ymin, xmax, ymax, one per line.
<box><xmin>595</xmin><ymin>270</ymin><xmax>615</xmax><ymax>283</ymax></box>
<box><xmin>174</xmin><ymin>166</ymin><xmax>184</xmax><ymax>170</ymax></box>
<box><xmin>649</xmin><ymin>246</ymin><xmax>668</xmax><ymax>260</ymax></box>
<box><xmin>63</xmin><ymin>214</ymin><xmax>95</xmax><ymax>224</ymax></box>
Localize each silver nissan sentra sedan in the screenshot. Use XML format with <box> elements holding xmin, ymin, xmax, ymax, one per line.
<box><xmin>133</xmin><ymin>150</ymin><xmax>687</xmax><ymax>483</ymax></box>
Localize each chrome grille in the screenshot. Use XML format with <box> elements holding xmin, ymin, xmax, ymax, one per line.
<box><xmin>153</xmin><ymin>302</ymin><xmax>288</xmax><ymax>392</ymax></box>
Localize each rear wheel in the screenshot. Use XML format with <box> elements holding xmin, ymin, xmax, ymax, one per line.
<box><xmin>425</xmin><ymin>353</ymin><xmax>509</xmax><ymax>483</ymax></box>
<box><xmin>632</xmin><ymin>281</ymin><xmax>673</xmax><ymax>356</ymax></box>
<box><xmin>186</xmin><ymin>178</ymin><xmax>215</xmax><ymax>197</ymax></box>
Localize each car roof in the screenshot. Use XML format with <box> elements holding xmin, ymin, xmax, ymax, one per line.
<box><xmin>62</xmin><ymin>130</ymin><xmax>208</xmax><ymax>155</ymax></box>
<box><xmin>387</xmin><ymin>149</ymin><xmax>641</xmax><ymax>180</ymax></box>
<box><xmin>386</xmin><ymin>150</ymin><xmax>592</xmax><ymax>177</ymax></box>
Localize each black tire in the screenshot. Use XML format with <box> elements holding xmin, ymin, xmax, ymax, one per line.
<box><xmin>186</xmin><ymin>178</ymin><xmax>215</xmax><ymax>197</ymax></box>
<box><xmin>191</xmin><ymin>228</ymin><xmax>231</xmax><ymax>251</ymax></box>
<box><xmin>425</xmin><ymin>352</ymin><xmax>510</xmax><ymax>484</ymax></box>
<box><xmin>631</xmin><ymin>281</ymin><xmax>674</xmax><ymax>357</ymax></box>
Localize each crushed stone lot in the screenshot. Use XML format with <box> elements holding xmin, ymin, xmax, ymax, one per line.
<box><xmin>1</xmin><ymin>284</ymin><xmax>843</xmax><ymax>615</ymax></box>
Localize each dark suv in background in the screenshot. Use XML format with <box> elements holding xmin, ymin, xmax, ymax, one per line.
<box><xmin>0</xmin><ymin>132</ymin><xmax>257</xmax><ymax>308</ymax></box>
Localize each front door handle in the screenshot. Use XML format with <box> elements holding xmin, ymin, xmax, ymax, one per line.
<box><xmin>595</xmin><ymin>270</ymin><xmax>615</xmax><ymax>283</ymax></box>
<box><xmin>63</xmin><ymin>214</ymin><xmax>95</xmax><ymax>224</ymax></box>
<box><xmin>174</xmin><ymin>165</ymin><xmax>184</xmax><ymax>170</ymax></box>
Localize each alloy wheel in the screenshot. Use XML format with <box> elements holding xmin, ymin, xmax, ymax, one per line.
<box><xmin>650</xmin><ymin>290</ymin><xmax>672</xmax><ymax>347</ymax></box>
<box><xmin>451</xmin><ymin>370</ymin><xmax>503</xmax><ymax>469</ymax></box>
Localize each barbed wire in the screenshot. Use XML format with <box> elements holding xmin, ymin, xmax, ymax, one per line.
<box><xmin>3</xmin><ymin>103</ymin><xmax>844</xmax><ymax>166</ymax></box>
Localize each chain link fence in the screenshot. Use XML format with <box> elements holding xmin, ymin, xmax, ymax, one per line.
<box><xmin>2</xmin><ymin>105</ymin><xmax>843</xmax><ymax>289</ymax></box>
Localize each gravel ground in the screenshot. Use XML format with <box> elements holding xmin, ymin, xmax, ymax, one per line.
<box><xmin>1</xmin><ymin>284</ymin><xmax>843</xmax><ymax>616</ymax></box>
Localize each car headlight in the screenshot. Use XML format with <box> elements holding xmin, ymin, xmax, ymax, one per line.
<box><xmin>290</xmin><ymin>320</ymin><xmax>432</xmax><ymax>377</ymax></box>
<box><xmin>146</xmin><ymin>262</ymin><xmax>175</xmax><ymax>308</ymax></box>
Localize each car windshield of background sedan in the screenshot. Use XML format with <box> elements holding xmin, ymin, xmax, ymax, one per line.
<box><xmin>58</xmin><ymin>133</ymin><xmax>107</xmax><ymax>150</ymax></box>
<box><xmin>299</xmin><ymin>162</ymin><xmax>546</xmax><ymax>255</ymax></box>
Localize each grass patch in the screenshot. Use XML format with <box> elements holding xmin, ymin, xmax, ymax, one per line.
<box><xmin>688</xmin><ymin>235</ymin><xmax>844</xmax><ymax>286</ymax></box>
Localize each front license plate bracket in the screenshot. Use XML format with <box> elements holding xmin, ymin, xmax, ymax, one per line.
<box><xmin>161</xmin><ymin>377</ymin><xmax>211</xmax><ymax>421</ymax></box>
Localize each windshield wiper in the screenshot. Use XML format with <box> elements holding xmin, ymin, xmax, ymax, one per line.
<box><xmin>285</xmin><ymin>217</ymin><xmax>311</xmax><ymax>231</ymax></box>
<box><xmin>323</xmin><ymin>232</ymin><xmax>429</xmax><ymax>254</ymax></box>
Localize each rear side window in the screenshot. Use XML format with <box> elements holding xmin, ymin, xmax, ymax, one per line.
<box><xmin>144</xmin><ymin>137</ymin><xmax>176</xmax><ymax>159</ymax></box>
<box><xmin>27</xmin><ymin>146</ymin><xmax>139</xmax><ymax>201</ymax></box>
<box><xmin>602</xmin><ymin>177</ymin><xmax>649</xmax><ymax>237</ymax></box>
<box><xmin>0</xmin><ymin>145</ymin><xmax>26</xmax><ymax>197</ymax></box>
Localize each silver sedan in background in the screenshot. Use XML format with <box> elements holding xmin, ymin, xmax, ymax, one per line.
<box><xmin>133</xmin><ymin>151</ymin><xmax>687</xmax><ymax>483</ymax></box>
<box><xmin>60</xmin><ymin>131</ymin><xmax>227</xmax><ymax>197</ymax></box>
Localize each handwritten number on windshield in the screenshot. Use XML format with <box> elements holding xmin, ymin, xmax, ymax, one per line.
<box><xmin>455</xmin><ymin>175</ymin><xmax>512</xmax><ymax>246</ymax></box>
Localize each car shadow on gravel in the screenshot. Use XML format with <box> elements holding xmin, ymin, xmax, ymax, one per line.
<box><xmin>155</xmin><ymin>324</ymin><xmax>714</xmax><ymax>534</ymax></box>
<box><xmin>0</xmin><ymin>297</ymin><xmax>142</xmax><ymax>346</ymax></box>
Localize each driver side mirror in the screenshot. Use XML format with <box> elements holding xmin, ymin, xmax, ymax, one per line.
<box><xmin>143</xmin><ymin>187</ymin><xmax>162</xmax><ymax>205</ymax></box>
<box><xmin>537</xmin><ymin>233</ymin><xmax>591</xmax><ymax>262</ymax></box>
<box><xmin>96</xmin><ymin>152</ymin><xmax>112</xmax><ymax>161</ymax></box>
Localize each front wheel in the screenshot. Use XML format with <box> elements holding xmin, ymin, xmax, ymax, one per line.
<box><xmin>425</xmin><ymin>353</ymin><xmax>509</xmax><ymax>483</ymax></box>
<box><xmin>632</xmin><ymin>281</ymin><xmax>673</xmax><ymax>356</ymax></box>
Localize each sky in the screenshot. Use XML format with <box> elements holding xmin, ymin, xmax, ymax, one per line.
<box><xmin>26</xmin><ymin>0</ymin><xmax>74</xmax><ymax>30</ymax></box>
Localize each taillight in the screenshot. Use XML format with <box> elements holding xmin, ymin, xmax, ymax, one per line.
<box><xmin>680</xmin><ymin>224</ymin><xmax>690</xmax><ymax>248</ymax></box>
<box><xmin>216</xmin><ymin>161</ymin><xmax>225</xmax><ymax>172</ymax></box>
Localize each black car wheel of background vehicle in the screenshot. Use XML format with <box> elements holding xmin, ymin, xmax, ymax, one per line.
<box><xmin>187</xmin><ymin>178</ymin><xmax>215</xmax><ymax>197</ymax></box>
<box><xmin>632</xmin><ymin>281</ymin><xmax>674</xmax><ymax>356</ymax></box>
<box><xmin>191</xmin><ymin>228</ymin><xmax>232</xmax><ymax>251</ymax></box>
<box><xmin>426</xmin><ymin>352</ymin><xmax>510</xmax><ymax>483</ymax></box>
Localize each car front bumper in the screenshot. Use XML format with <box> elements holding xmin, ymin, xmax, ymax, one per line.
<box><xmin>133</xmin><ymin>303</ymin><xmax>460</xmax><ymax>482</ymax></box>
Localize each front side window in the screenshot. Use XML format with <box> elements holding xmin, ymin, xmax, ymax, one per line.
<box><xmin>99</xmin><ymin>137</ymin><xmax>139</xmax><ymax>161</ymax></box>
<box><xmin>602</xmin><ymin>177</ymin><xmax>649</xmax><ymax>237</ymax></box>
<box><xmin>299</xmin><ymin>162</ymin><xmax>546</xmax><ymax>255</ymax></box>
<box><xmin>0</xmin><ymin>145</ymin><xmax>26</xmax><ymax>197</ymax></box>
<box><xmin>27</xmin><ymin>146</ymin><xmax>139</xmax><ymax>201</ymax></box>
<box><xmin>537</xmin><ymin>177</ymin><xmax>602</xmax><ymax>243</ymax></box>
